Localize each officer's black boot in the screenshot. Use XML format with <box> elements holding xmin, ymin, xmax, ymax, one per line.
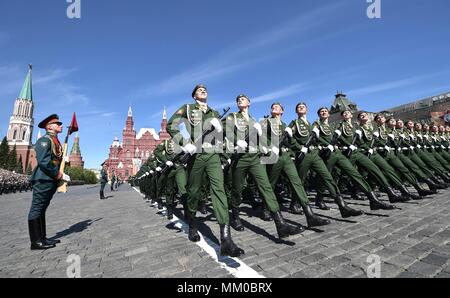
<box><xmin>423</xmin><ymin>178</ymin><xmax>439</xmax><ymax>193</ymax></box>
<box><xmin>100</xmin><ymin>191</ymin><xmax>105</xmax><ymax>200</ymax></box>
<box><xmin>199</xmin><ymin>201</ymin><xmax>208</xmax><ymax>215</ymax></box>
<box><xmin>157</xmin><ymin>198</ymin><xmax>163</xmax><ymax>210</ymax></box>
<box><xmin>28</xmin><ymin>218</ymin><xmax>55</xmax><ymax>250</ymax></box>
<box><xmin>180</xmin><ymin>194</ymin><xmax>189</xmax><ymax>220</ymax></box>
<box><xmin>367</xmin><ymin>191</ymin><xmax>395</xmax><ymax>210</ymax></box>
<box><xmin>430</xmin><ymin>176</ymin><xmax>448</xmax><ymax>189</ymax></box>
<box><xmin>289</xmin><ymin>199</ymin><xmax>304</xmax><ymax>215</ymax></box>
<box><xmin>440</xmin><ymin>174</ymin><xmax>450</xmax><ymax>184</ymax></box>
<box><xmin>230</xmin><ymin>207</ymin><xmax>244</xmax><ymax>231</ymax></box>
<box><xmin>301</xmin><ymin>204</ymin><xmax>331</xmax><ymax>227</ymax></box>
<box><xmin>40</xmin><ymin>215</ymin><xmax>60</xmax><ymax>245</ymax></box>
<box><xmin>260</xmin><ymin>205</ymin><xmax>272</xmax><ymax>221</ymax></box>
<box><xmin>186</xmin><ymin>211</ymin><xmax>200</xmax><ymax>242</ymax></box>
<box><xmin>271</xmin><ymin>211</ymin><xmax>305</xmax><ymax>239</ymax></box>
<box><xmin>332</xmin><ymin>195</ymin><xmax>363</xmax><ymax>218</ymax></box>
<box><xmin>314</xmin><ymin>194</ymin><xmax>330</xmax><ymax>210</ymax></box>
<box><xmin>412</xmin><ymin>183</ymin><xmax>433</xmax><ymax>198</ymax></box>
<box><xmin>166</xmin><ymin>204</ymin><xmax>174</xmax><ymax>220</ymax></box>
<box><xmin>386</xmin><ymin>187</ymin><xmax>410</xmax><ymax>203</ymax></box>
<box><xmin>219</xmin><ymin>224</ymin><xmax>245</xmax><ymax>257</ymax></box>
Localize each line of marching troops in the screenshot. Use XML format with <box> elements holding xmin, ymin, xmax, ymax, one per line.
<box><xmin>0</xmin><ymin>168</ymin><xmax>32</xmax><ymax>195</ymax></box>
<box><xmin>129</xmin><ymin>85</ymin><xmax>450</xmax><ymax>258</ymax></box>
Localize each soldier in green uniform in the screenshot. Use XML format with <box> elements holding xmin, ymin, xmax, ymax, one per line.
<box><xmin>167</xmin><ymin>84</ymin><xmax>244</xmax><ymax>257</ymax></box>
<box><xmin>154</xmin><ymin>139</ymin><xmax>188</xmax><ymax>220</ymax></box>
<box><xmin>313</xmin><ymin>107</ymin><xmax>403</xmax><ymax>208</ymax></box>
<box><xmin>28</xmin><ymin>114</ymin><xmax>70</xmax><ymax>250</ymax></box>
<box><xmin>426</xmin><ymin>124</ymin><xmax>450</xmax><ymax>171</ymax></box>
<box><xmin>224</xmin><ymin>95</ymin><xmax>303</xmax><ymax>238</ymax></box>
<box><xmin>110</xmin><ymin>171</ymin><xmax>116</xmax><ymax>192</ymax></box>
<box><xmin>437</xmin><ymin>125</ymin><xmax>450</xmax><ymax>162</ymax></box>
<box><xmin>100</xmin><ymin>162</ymin><xmax>108</xmax><ymax>200</ymax></box>
<box><xmin>261</xmin><ymin>103</ymin><xmax>330</xmax><ymax>227</ymax></box>
<box><xmin>335</xmin><ymin>110</ymin><xmax>396</xmax><ymax>209</ymax></box>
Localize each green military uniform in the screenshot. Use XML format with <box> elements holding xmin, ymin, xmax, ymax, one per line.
<box><xmin>438</xmin><ymin>131</ymin><xmax>450</xmax><ymax>162</ymax></box>
<box><xmin>225</xmin><ymin>111</ymin><xmax>280</xmax><ymax>213</ymax></box>
<box><xmin>427</xmin><ymin>132</ymin><xmax>450</xmax><ymax>171</ymax></box>
<box><xmin>100</xmin><ymin>166</ymin><xmax>107</xmax><ymax>200</ymax></box>
<box><xmin>167</xmin><ymin>102</ymin><xmax>229</xmax><ymax>225</ymax></box>
<box><xmin>413</xmin><ymin>130</ymin><xmax>449</xmax><ymax>179</ymax></box>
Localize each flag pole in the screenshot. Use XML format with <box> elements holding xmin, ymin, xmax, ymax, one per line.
<box><xmin>57</xmin><ymin>125</ymin><xmax>71</xmax><ymax>193</ymax></box>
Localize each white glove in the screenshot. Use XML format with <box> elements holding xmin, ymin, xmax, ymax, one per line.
<box><xmin>145</xmin><ymin>172</ymin><xmax>149</xmax><ymax>175</ymax></box>
<box><xmin>368</xmin><ymin>149</ymin><xmax>374</xmax><ymax>155</ymax></box>
<box><xmin>312</xmin><ymin>127</ymin><xmax>320</xmax><ymax>138</ymax></box>
<box><xmin>373</xmin><ymin>131</ymin><xmax>380</xmax><ymax>138</ymax></box>
<box><xmin>62</xmin><ymin>174</ymin><xmax>71</xmax><ymax>182</ymax></box>
<box><xmin>334</xmin><ymin>130</ymin><xmax>342</xmax><ymax>137</ymax></box>
<box><xmin>271</xmin><ymin>146</ymin><xmax>280</xmax><ymax>156</ymax></box>
<box><xmin>210</xmin><ymin>118</ymin><xmax>223</xmax><ymax>133</ymax></box>
<box><xmin>400</xmin><ymin>134</ymin><xmax>406</xmax><ymax>139</ymax></box>
<box><xmin>350</xmin><ymin>145</ymin><xmax>357</xmax><ymax>151</ymax></box>
<box><xmin>410</xmin><ymin>146</ymin><xmax>415</xmax><ymax>151</ymax></box>
<box><xmin>150</xmin><ymin>170</ymin><xmax>154</xmax><ymax>174</ymax></box>
<box><xmin>327</xmin><ymin>145</ymin><xmax>335</xmax><ymax>152</ymax></box>
<box><xmin>301</xmin><ymin>147</ymin><xmax>308</xmax><ymax>154</ymax></box>
<box><xmin>226</xmin><ymin>159</ymin><xmax>232</xmax><ymax>165</ymax></box>
<box><xmin>441</xmin><ymin>145</ymin><xmax>446</xmax><ymax>149</ymax></box>
<box><xmin>355</xmin><ymin>130</ymin><xmax>362</xmax><ymax>138</ymax></box>
<box><xmin>236</xmin><ymin>140</ymin><xmax>248</xmax><ymax>150</ymax></box>
<box><xmin>166</xmin><ymin>161</ymin><xmax>174</xmax><ymax>167</ymax></box>
<box><xmin>64</xmin><ymin>156</ymin><xmax>70</xmax><ymax>163</ymax></box>
<box><xmin>431</xmin><ymin>145</ymin><xmax>435</xmax><ymax>149</ymax></box>
<box><xmin>260</xmin><ymin>146</ymin><xmax>269</xmax><ymax>155</ymax></box>
<box><xmin>417</xmin><ymin>134</ymin><xmax>423</xmax><ymax>139</ymax></box>
<box><xmin>388</xmin><ymin>134</ymin><xmax>395</xmax><ymax>139</ymax></box>
<box><xmin>285</xmin><ymin>127</ymin><xmax>293</xmax><ymax>138</ymax></box>
<box><xmin>253</xmin><ymin>123</ymin><xmax>263</xmax><ymax>137</ymax></box>
<box><xmin>417</xmin><ymin>145</ymin><xmax>422</xmax><ymax>149</ymax></box>
<box><xmin>156</xmin><ymin>167</ymin><xmax>162</xmax><ymax>172</ymax></box>
<box><xmin>182</xmin><ymin>143</ymin><xmax>197</xmax><ymax>155</ymax></box>
<box><xmin>384</xmin><ymin>146</ymin><xmax>391</xmax><ymax>152</ymax></box>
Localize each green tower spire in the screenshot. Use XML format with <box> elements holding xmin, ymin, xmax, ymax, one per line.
<box><xmin>18</xmin><ymin>64</ymin><xmax>33</xmax><ymax>101</ymax></box>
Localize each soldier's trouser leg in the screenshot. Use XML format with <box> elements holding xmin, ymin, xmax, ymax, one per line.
<box><xmin>280</xmin><ymin>156</ymin><xmax>310</xmax><ymax>205</ymax></box>
<box><xmin>223</xmin><ymin>167</ymin><xmax>233</xmax><ymax>205</ymax></box>
<box><xmin>187</xmin><ymin>154</ymin><xmax>229</xmax><ymax>225</ymax></box>
<box><xmin>417</xmin><ymin>151</ymin><xmax>447</xmax><ymax>175</ymax></box>
<box><xmin>333</xmin><ymin>152</ymin><xmax>372</xmax><ymax>193</ymax></box>
<box><xmin>156</xmin><ymin>175</ymin><xmax>166</xmax><ymax>198</ymax></box>
<box><xmin>367</xmin><ymin>154</ymin><xmax>404</xmax><ymax>188</ymax></box>
<box><xmin>441</xmin><ymin>151</ymin><xmax>450</xmax><ymax>163</ymax></box>
<box><xmin>310</xmin><ymin>153</ymin><xmax>339</xmax><ymax>196</ymax></box>
<box><xmin>350</xmin><ymin>152</ymin><xmax>391</xmax><ymax>190</ymax></box>
<box><xmin>28</xmin><ymin>180</ymin><xmax>57</xmax><ymax>221</ymax></box>
<box><xmin>174</xmin><ymin>167</ymin><xmax>187</xmax><ymax>196</ymax></box>
<box><xmin>432</xmin><ymin>151</ymin><xmax>450</xmax><ymax>171</ymax></box>
<box><xmin>248</xmin><ymin>159</ymin><xmax>280</xmax><ymax>213</ymax></box>
<box><xmin>384</xmin><ymin>152</ymin><xmax>419</xmax><ymax>185</ymax></box>
<box><xmin>406</xmin><ymin>151</ymin><xmax>436</xmax><ymax>178</ymax></box>
<box><xmin>398</xmin><ymin>153</ymin><xmax>428</xmax><ymax>181</ymax></box>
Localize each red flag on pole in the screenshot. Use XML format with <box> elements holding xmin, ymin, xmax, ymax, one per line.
<box><xmin>68</xmin><ymin>112</ymin><xmax>79</xmax><ymax>135</ymax></box>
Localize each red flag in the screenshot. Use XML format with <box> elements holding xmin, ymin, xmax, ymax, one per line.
<box><xmin>68</xmin><ymin>112</ymin><xmax>79</xmax><ymax>135</ymax></box>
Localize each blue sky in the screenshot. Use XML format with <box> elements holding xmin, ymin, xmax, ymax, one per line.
<box><xmin>1</xmin><ymin>0</ymin><xmax>449</xmax><ymax>168</ymax></box>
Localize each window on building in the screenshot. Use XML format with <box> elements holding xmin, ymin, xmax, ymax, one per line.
<box><xmin>13</xmin><ymin>129</ymin><xmax>17</xmax><ymax>140</ymax></box>
<box><xmin>22</xmin><ymin>130</ymin><xmax>26</xmax><ymax>140</ymax></box>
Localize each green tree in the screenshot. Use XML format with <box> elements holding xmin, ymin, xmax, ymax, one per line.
<box><xmin>7</xmin><ymin>145</ymin><xmax>18</xmax><ymax>172</ymax></box>
<box><xmin>83</xmin><ymin>169</ymin><xmax>98</xmax><ymax>184</ymax></box>
<box><xmin>26</xmin><ymin>163</ymin><xmax>33</xmax><ymax>175</ymax></box>
<box><xmin>66</xmin><ymin>166</ymin><xmax>84</xmax><ymax>181</ymax></box>
<box><xmin>16</xmin><ymin>155</ymin><xmax>23</xmax><ymax>174</ymax></box>
<box><xmin>0</xmin><ymin>137</ymin><xmax>9</xmax><ymax>169</ymax></box>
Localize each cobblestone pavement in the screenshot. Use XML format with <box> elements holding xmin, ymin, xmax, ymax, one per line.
<box><xmin>1</xmin><ymin>184</ymin><xmax>449</xmax><ymax>278</ymax></box>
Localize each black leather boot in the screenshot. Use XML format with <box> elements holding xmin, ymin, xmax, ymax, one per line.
<box><xmin>289</xmin><ymin>199</ymin><xmax>304</xmax><ymax>215</ymax></box>
<box><xmin>166</xmin><ymin>204</ymin><xmax>174</xmax><ymax>220</ymax></box>
<box><xmin>423</xmin><ymin>178</ymin><xmax>439</xmax><ymax>193</ymax></box>
<box><xmin>367</xmin><ymin>191</ymin><xmax>395</xmax><ymax>210</ymax></box>
<box><xmin>386</xmin><ymin>187</ymin><xmax>410</xmax><ymax>203</ymax></box>
<box><xmin>412</xmin><ymin>183</ymin><xmax>432</xmax><ymax>198</ymax></box>
<box><xmin>440</xmin><ymin>174</ymin><xmax>450</xmax><ymax>183</ymax></box>
<box><xmin>28</xmin><ymin>218</ymin><xmax>55</xmax><ymax>250</ymax></box>
<box><xmin>199</xmin><ymin>201</ymin><xmax>208</xmax><ymax>215</ymax></box>
<box><xmin>100</xmin><ymin>190</ymin><xmax>105</xmax><ymax>200</ymax></box>
<box><xmin>260</xmin><ymin>206</ymin><xmax>272</xmax><ymax>221</ymax></box>
<box><xmin>186</xmin><ymin>211</ymin><xmax>200</xmax><ymax>242</ymax></box>
<box><xmin>302</xmin><ymin>204</ymin><xmax>330</xmax><ymax>227</ymax></box>
<box><xmin>219</xmin><ymin>224</ymin><xmax>245</xmax><ymax>257</ymax></box>
<box><xmin>180</xmin><ymin>194</ymin><xmax>189</xmax><ymax>220</ymax></box>
<box><xmin>315</xmin><ymin>194</ymin><xmax>330</xmax><ymax>210</ymax></box>
<box><xmin>332</xmin><ymin>195</ymin><xmax>363</xmax><ymax>218</ymax></box>
<box><xmin>230</xmin><ymin>207</ymin><xmax>244</xmax><ymax>231</ymax></box>
<box><xmin>40</xmin><ymin>215</ymin><xmax>60</xmax><ymax>245</ymax></box>
<box><xmin>271</xmin><ymin>211</ymin><xmax>305</xmax><ymax>239</ymax></box>
<box><xmin>430</xmin><ymin>176</ymin><xmax>448</xmax><ymax>189</ymax></box>
<box><xmin>157</xmin><ymin>198</ymin><xmax>164</xmax><ymax>210</ymax></box>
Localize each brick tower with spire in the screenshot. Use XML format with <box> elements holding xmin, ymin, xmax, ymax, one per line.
<box><xmin>69</xmin><ymin>133</ymin><xmax>84</xmax><ymax>168</ymax></box>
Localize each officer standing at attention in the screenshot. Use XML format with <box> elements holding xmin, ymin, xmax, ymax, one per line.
<box><xmin>167</xmin><ymin>84</ymin><xmax>244</xmax><ymax>257</ymax></box>
<box><xmin>111</xmin><ymin>170</ymin><xmax>116</xmax><ymax>192</ymax></box>
<box><xmin>28</xmin><ymin>114</ymin><xmax>70</xmax><ymax>250</ymax></box>
<box><xmin>100</xmin><ymin>162</ymin><xmax>108</xmax><ymax>200</ymax></box>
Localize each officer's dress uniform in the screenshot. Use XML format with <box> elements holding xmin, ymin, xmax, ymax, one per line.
<box><xmin>28</xmin><ymin>132</ymin><xmax>63</xmax><ymax>249</ymax></box>
<box><xmin>100</xmin><ymin>167</ymin><xmax>108</xmax><ymax>199</ymax></box>
<box><xmin>224</xmin><ymin>110</ymin><xmax>302</xmax><ymax>238</ymax></box>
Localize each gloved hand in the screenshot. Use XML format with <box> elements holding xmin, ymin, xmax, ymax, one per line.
<box><xmin>210</xmin><ymin>118</ymin><xmax>223</xmax><ymax>133</ymax></box>
<box><xmin>236</xmin><ymin>140</ymin><xmax>248</xmax><ymax>150</ymax></box>
<box><xmin>271</xmin><ymin>146</ymin><xmax>280</xmax><ymax>156</ymax></box>
<box><xmin>64</xmin><ymin>156</ymin><xmax>70</xmax><ymax>163</ymax></box>
<box><xmin>226</xmin><ymin>159</ymin><xmax>232</xmax><ymax>165</ymax></box>
<box><xmin>182</xmin><ymin>143</ymin><xmax>197</xmax><ymax>155</ymax></box>
<box><xmin>312</xmin><ymin>127</ymin><xmax>320</xmax><ymax>138</ymax></box>
<box><xmin>417</xmin><ymin>145</ymin><xmax>422</xmax><ymax>149</ymax></box>
<box><xmin>400</xmin><ymin>134</ymin><xmax>406</xmax><ymax>139</ymax></box>
<box><xmin>384</xmin><ymin>146</ymin><xmax>391</xmax><ymax>152</ymax></box>
<box><xmin>156</xmin><ymin>167</ymin><xmax>162</xmax><ymax>172</ymax></box>
<box><xmin>388</xmin><ymin>134</ymin><xmax>395</xmax><ymax>140</ymax></box>
<box><xmin>253</xmin><ymin>123</ymin><xmax>263</xmax><ymax>137</ymax></box>
<box><xmin>368</xmin><ymin>149</ymin><xmax>374</xmax><ymax>155</ymax></box>
<box><xmin>301</xmin><ymin>147</ymin><xmax>308</xmax><ymax>154</ymax></box>
<box><xmin>327</xmin><ymin>145</ymin><xmax>335</xmax><ymax>152</ymax></box>
<box><xmin>260</xmin><ymin>146</ymin><xmax>269</xmax><ymax>155</ymax></box>
<box><xmin>166</xmin><ymin>161</ymin><xmax>174</xmax><ymax>167</ymax></box>
<box><xmin>355</xmin><ymin>130</ymin><xmax>362</xmax><ymax>138</ymax></box>
<box><xmin>334</xmin><ymin>130</ymin><xmax>342</xmax><ymax>137</ymax></box>
<box><xmin>62</xmin><ymin>173</ymin><xmax>71</xmax><ymax>182</ymax></box>
<box><xmin>285</xmin><ymin>127</ymin><xmax>293</xmax><ymax>138</ymax></box>
<box><xmin>373</xmin><ymin>131</ymin><xmax>380</xmax><ymax>138</ymax></box>
<box><xmin>150</xmin><ymin>170</ymin><xmax>154</xmax><ymax>174</ymax></box>
<box><xmin>350</xmin><ymin>145</ymin><xmax>357</xmax><ymax>151</ymax></box>
<box><xmin>410</xmin><ymin>146</ymin><xmax>415</xmax><ymax>151</ymax></box>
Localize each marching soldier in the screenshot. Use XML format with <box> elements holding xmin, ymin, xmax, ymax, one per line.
<box><xmin>110</xmin><ymin>171</ymin><xmax>116</xmax><ymax>192</ymax></box>
<box><xmin>438</xmin><ymin>125</ymin><xmax>450</xmax><ymax>162</ymax></box>
<box><xmin>167</xmin><ymin>84</ymin><xmax>244</xmax><ymax>257</ymax></box>
<box><xmin>28</xmin><ymin>114</ymin><xmax>70</xmax><ymax>250</ymax></box>
<box><xmin>427</xmin><ymin>124</ymin><xmax>450</xmax><ymax>171</ymax></box>
<box><xmin>261</xmin><ymin>103</ymin><xmax>330</xmax><ymax>227</ymax></box>
<box><xmin>100</xmin><ymin>162</ymin><xmax>108</xmax><ymax>200</ymax></box>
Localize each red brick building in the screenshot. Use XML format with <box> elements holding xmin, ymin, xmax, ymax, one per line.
<box><xmin>104</xmin><ymin>107</ymin><xmax>169</xmax><ymax>180</ymax></box>
<box><xmin>69</xmin><ymin>133</ymin><xmax>84</xmax><ymax>168</ymax></box>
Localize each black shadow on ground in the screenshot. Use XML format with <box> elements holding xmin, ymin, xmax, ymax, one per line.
<box><xmin>50</xmin><ymin>218</ymin><xmax>102</xmax><ymax>240</ymax></box>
